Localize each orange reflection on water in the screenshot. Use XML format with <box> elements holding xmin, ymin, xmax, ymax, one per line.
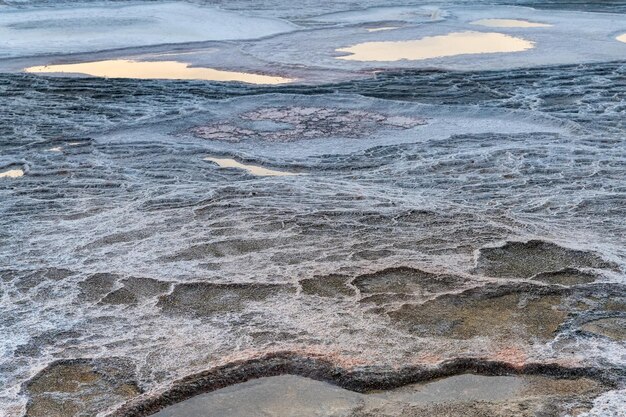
<box><xmin>336</xmin><ymin>31</ymin><xmax>534</xmax><ymax>62</ymax></box>
<box><xmin>204</xmin><ymin>158</ymin><xmax>299</xmax><ymax>177</ymax></box>
<box><xmin>25</xmin><ymin>59</ymin><xmax>294</xmax><ymax>84</ymax></box>
<box><xmin>0</xmin><ymin>169</ymin><xmax>24</xmax><ymax>178</ymax></box>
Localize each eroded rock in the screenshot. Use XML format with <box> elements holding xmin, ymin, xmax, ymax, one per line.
<box><xmin>14</xmin><ymin>330</ymin><xmax>81</xmax><ymax>358</ymax></box>
<box><xmin>532</xmin><ymin>268</ymin><xmax>597</xmax><ymax>286</ymax></box>
<box><xmin>5</xmin><ymin>268</ymin><xmax>75</xmax><ymax>292</ymax></box>
<box><xmin>388</xmin><ymin>285</ymin><xmax>572</xmax><ymax>341</ymax></box>
<box><xmin>190</xmin><ymin>106</ymin><xmax>426</xmax><ymax>143</ymax></box>
<box><xmin>474</xmin><ymin>240</ymin><xmax>613</xmax><ymax>279</ymax></box>
<box><xmin>24</xmin><ymin>358</ymin><xmax>140</xmax><ymax>417</ymax></box>
<box><xmin>78</xmin><ymin>273</ymin><xmax>119</xmax><ymax>301</ymax></box>
<box><xmin>353</xmin><ymin>267</ymin><xmax>468</xmax><ymax>297</ymax></box>
<box><xmin>163</xmin><ymin>238</ymin><xmax>275</xmax><ymax>261</ymax></box>
<box><xmin>157</xmin><ymin>282</ymin><xmax>296</xmax><ymax>317</ymax></box>
<box><xmin>300</xmin><ymin>274</ymin><xmax>355</xmax><ymax>298</ymax></box>
<box><xmin>42</xmin><ymin>268</ymin><xmax>75</xmax><ymax>281</ymax></box>
<box><xmin>581</xmin><ymin>317</ymin><xmax>626</xmax><ymax>341</ymax></box>
<box><xmin>82</xmin><ymin>229</ymin><xmax>153</xmax><ymax>250</ymax></box>
<box><xmin>354</xmin><ymin>267</ymin><xmax>470</xmax><ymax>309</ymax></box>
<box><xmin>100</xmin><ymin>277</ymin><xmax>170</xmax><ymax>306</ymax></box>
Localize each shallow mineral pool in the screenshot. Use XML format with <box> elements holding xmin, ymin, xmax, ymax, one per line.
<box><xmin>0</xmin><ymin>169</ymin><xmax>23</xmax><ymax>178</ymax></box>
<box><xmin>204</xmin><ymin>157</ymin><xmax>299</xmax><ymax>176</ymax></box>
<box><xmin>336</xmin><ymin>31</ymin><xmax>534</xmax><ymax>61</ymax></box>
<box><xmin>24</xmin><ymin>60</ymin><xmax>294</xmax><ymax>84</ymax></box>
<box><xmin>150</xmin><ymin>373</ymin><xmax>603</xmax><ymax>417</ymax></box>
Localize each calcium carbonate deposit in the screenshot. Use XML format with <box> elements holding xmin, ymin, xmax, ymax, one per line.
<box><xmin>0</xmin><ymin>0</ymin><xmax>624</xmax><ymax>416</ymax></box>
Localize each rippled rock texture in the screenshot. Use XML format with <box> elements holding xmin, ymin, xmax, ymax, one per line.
<box><xmin>1</xmin><ymin>1</ymin><xmax>626</xmax><ymax>416</ymax></box>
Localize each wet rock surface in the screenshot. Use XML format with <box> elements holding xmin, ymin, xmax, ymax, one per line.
<box><xmin>580</xmin><ymin>318</ymin><xmax>626</xmax><ymax>341</ymax></box>
<box><xmin>353</xmin><ymin>267</ymin><xmax>469</xmax><ymax>298</ymax></box>
<box><xmin>162</xmin><ymin>239</ymin><xmax>279</xmax><ymax>262</ymax></box>
<box><xmin>100</xmin><ymin>278</ymin><xmax>170</xmax><ymax>306</ymax></box>
<box><xmin>474</xmin><ymin>240</ymin><xmax>614</xmax><ymax>279</ymax></box>
<box><xmin>78</xmin><ymin>273</ymin><xmax>120</xmax><ymax>302</ymax></box>
<box><xmin>531</xmin><ymin>268</ymin><xmax>597</xmax><ymax>286</ymax></box>
<box><xmin>388</xmin><ymin>284</ymin><xmax>573</xmax><ymax>341</ymax></box>
<box><xmin>157</xmin><ymin>282</ymin><xmax>296</xmax><ymax>317</ymax></box>
<box><xmin>23</xmin><ymin>358</ymin><xmax>141</xmax><ymax>417</ymax></box>
<box><xmin>300</xmin><ymin>274</ymin><xmax>356</xmax><ymax>298</ymax></box>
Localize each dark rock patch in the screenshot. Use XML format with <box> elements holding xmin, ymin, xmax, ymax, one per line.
<box><xmin>532</xmin><ymin>268</ymin><xmax>597</xmax><ymax>286</ymax></box>
<box><xmin>5</xmin><ymin>268</ymin><xmax>75</xmax><ymax>292</ymax></box>
<box><xmin>580</xmin><ymin>317</ymin><xmax>626</xmax><ymax>341</ymax></box>
<box><xmin>388</xmin><ymin>284</ymin><xmax>573</xmax><ymax>341</ymax></box>
<box><xmin>100</xmin><ymin>287</ymin><xmax>138</xmax><ymax>305</ymax></box>
<box><xmin>351</xmin><ymin>249</ymin><xmax>394</xmax><ymax>260</ymax></box>
<box><xmin>24</xmin><ymin>357</ymin><xmax>141</xmax><ymax>417</ymax></box>
<box><xmin>250</xmin><ymin>331</ymin><xmax>300</xmax><ymax>345</ymax></box>
<box><xmin>100</xmin><ymin>277</ymin><xmax>170</xmax><ymax>306</ymax></box>
<box><xmin>353</xmin><ymin>267</ymin><xmax>468</xmax><ymax>298</ymax></box>
<box><xmin>157</xmin><ymin>282</ymin><xmax>296</xmax><ymax>317</ymax></box>
<box><xmin>300</xmin><ymin>274</ymin><xmax>355</xmax><ymax>298</ymax></box>
<box><xmin>82</xmin><ymin>229</ymin><xmax>152</xmax><ymax>250</ymax></box>
<box><xmin>474</xmin><ymin>240</ymin><xmax>614</xmax><ymax>279</ymax></box>
<box><xmin>14</xmin><ymin>330</ymin><xmax>81</xmax><ymax>357</ymax></box>
<box><xmin>43</xmin><ymin>268</ymin><xmax>75</xmax><ymax>281</ymax></box>
<box><xmin>78</xmin><ymin>273</ymin><xmax>119</xmax><ymax>301</ymax></box>
<box><xmin>359</xmin><ymin>293</ymin><xmax>422</xmax><ymax>307</ymax></box>
<box><xmin>163</xmin><ymin>238</ymin><xmax>276</xmax><ymax>261</ymax></box>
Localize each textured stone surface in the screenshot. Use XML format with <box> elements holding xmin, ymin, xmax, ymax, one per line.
<box><xmin>24</xmin><ymin>358</ymin><xmax>140</xmax><ymax>417</ymax></box>
<box><xmin>474</xmin><ymin>240</ymin><xmax>613</xmax><ymax>279</ymax></box>
<box><xmin>581</xmin><ymin>318</ymin><xmax>626</xmax><ymax>341</ymax></box>
<box><xmin>157</xmin><ymin>282</ymin><xmax>296</xmax><ymax>317</ymax></box>
<box><xmin>190</xmin><ymin>107</ymin><xmax>426</xmax><ymax>143</ymax></box>
<box><xmin>388</xmin><ymin>285</ymin><xmax>571</xmax><ymax>341</ymax></box>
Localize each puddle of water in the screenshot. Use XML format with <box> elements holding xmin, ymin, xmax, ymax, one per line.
<box><xmin>471</xmin><ymin>19</ymin><xmax>552</xmax><ymax>28</ymax></box>
<box><xmin>372</xmin><ymin>374</ymin><xmax>525</xmax><ymax>403</ymax></box>
<box><xmin>336</xmin><ymin>31</ymin><xmax>534</xmax><ymax>61</ymax></box>
<box><xmin>204</xmin><ymin>158</ymin><xmax>299</xmax><ymax>177</ymax></box>
<box><xmin>0</xmin><ymin>169</ymin><xmax>24</xmax><ymax>178</ymax></box>
<box><xmin>367</xmin><ymin>27</ymin><xmax>400</xmax><ymax>32</ymax></box>
<box><xmin>24</xmin><ymin>60</ymin><xmax>294</xmax><ymax>84</ymax></box>
<box><xmin>149</xmin><ymin>374</ymin><xmax>527</xmax><ymax>417</ymax></box>
<box><xmin>48</xmin><ymin>147</ymin><xmax>62</xmax><ymax>152</ymax></box>
<box><xmin>617</xmin><ymin>34</ymin><xmax>626</xmax><ymax>43</ymax></box>
<box><xmin>151</xmin><ymin>375</ymin><xmax>362</xmax><ymax>417</ymax></box>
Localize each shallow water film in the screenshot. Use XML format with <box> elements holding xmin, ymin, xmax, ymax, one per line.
<box><xmin>1</xmin><ymin>0</ymin><xmax>625</xmax><ymax>416</ymax></box>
